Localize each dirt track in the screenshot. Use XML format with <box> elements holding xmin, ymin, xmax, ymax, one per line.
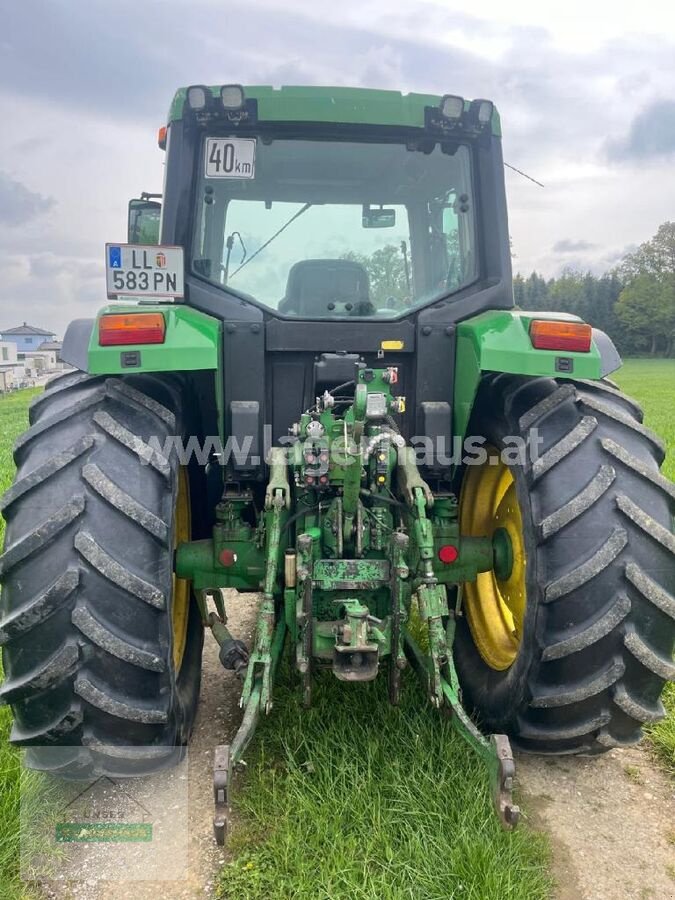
<box><xmin>518</xmin><ymin>748</ymin><xmax>675</xmax><ymax>900</ymax></box>
<box><xmin>36</xmin><ymin>591</ymin><xmax>674</xmax><ymax>900</ymax></box>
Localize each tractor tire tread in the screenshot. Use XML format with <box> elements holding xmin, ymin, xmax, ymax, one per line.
<box><xmin>537</xmin><ymin>464</ymin><xmax>616</xmax><ymax>539</ymax></box>
<box><xmin>455</xmin><ymin>375</ymin><xmax>675</xmax><ymax>755</ymax></box>
<box><xmin>92</xmin><ymin>410</ymin><xmax>170</xmax><ymax>477</ymax></box>
<box><xmin>0</xmin><ymin>372</ymin><xmax>203</xmax><ymax>777</ymax></box>
<box><xmin>72</xmin><ymin>603</ymin><xmax>166</xmax><ymax>672</ymax></box>
<box><xmin>74</xmin><ymin>531</ymin><xmax>165</xmax><ymax>608</ymax></box>
<box><xmin>82</xmin><ymin>463</ymin><xmax>169</xmax><ymax>543</ymax></box>
<box><xmin>74</xmin><ymin>674</ymin><xmax>169</xmax><ymax>724</ymax></box>
<box><xmin>541</xmin><ymin>593</ymin><xmax>631</xmax><ymax>661</ymax></box>
<box><xmin>0</xmin><ymin>568</ymin><xmax>80</xmax><ymax>645</ymax></box>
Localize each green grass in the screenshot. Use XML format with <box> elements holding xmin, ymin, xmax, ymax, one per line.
<box><xmin>647</xmin><ymin>684</ymin><xmax>675</xmax><ymax>774</ymax></box>
<box><xmin>0</xmin><ymin>390</ymin><xmax>41</xmax><ymax>505</ymax></box>
<box><xmin>612</xmin><ymin>360</ymin><xmax>675</xmax><ymax>775</ymax></box>
<box><xmin>219</xmin><ymin>673</ymin><xmax>552</xmax><ymax>900</ymax></box>
<box><xmin>612</xmin><ymin>359</ymin><xmax>675</xmax><ymax>482</ymax></box>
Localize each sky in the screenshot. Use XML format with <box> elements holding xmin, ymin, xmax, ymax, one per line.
<box><xmin>1</xmin><ymin>0</ymin><xmax>675</xmax><ymax>337</ymax></box>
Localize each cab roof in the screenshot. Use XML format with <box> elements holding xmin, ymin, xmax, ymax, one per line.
<box><xmin>168</xmin><ymin>85</ymin><xmax>501</xmax><ymax>136</ymax></box>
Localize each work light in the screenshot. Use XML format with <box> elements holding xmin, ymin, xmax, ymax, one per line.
<box><xmin>221</xmin><ymin>84</ymin><xmax>245</xmax><ymax>110</ymax></box>
<box><xmin>440</xmin><ymin>95</ymin><xmax>464</xmax><ymax>120</ymax></box>
<box><xmin>186</xmin><ymin>85</ymin><xmax>209</xmax><ymax>110</ymax></box>
<box><xmin>471</xmin><ymin>99</ymin><xmax>494</xmax><ymax>126</ymax></box>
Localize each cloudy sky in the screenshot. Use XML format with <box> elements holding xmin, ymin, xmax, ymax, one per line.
<box><xmin>2</xmin><ymin>0</ymin><xmax>675</xmax><ymax>336</ymax></box>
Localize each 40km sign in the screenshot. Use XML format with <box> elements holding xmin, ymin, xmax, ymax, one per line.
<box><xmin>205</xmin><ymin>137</ymin><xmax>256</xmax><ymax>179</ymax></box>
<box><xmin>105</xmin><ymin>244</ymin><xmax>185</xmax><ymax>299</ymax></box>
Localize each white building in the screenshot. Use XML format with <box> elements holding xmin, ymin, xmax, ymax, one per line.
<box><xmin>0</xmin><ymin>341</ymin><xmax>23</xmax><ymax>391</ymax></box>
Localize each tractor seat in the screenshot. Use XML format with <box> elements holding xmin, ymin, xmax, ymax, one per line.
<box><xmin>278</xmin><ymin>259</ymin><xmax>374</xmax><ymax>316</ymax></box>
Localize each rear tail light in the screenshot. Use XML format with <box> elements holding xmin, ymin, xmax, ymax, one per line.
<box><xmin>529</xmin><ymin>320</ymin><xmax>592</xmax><ymax>353</ymax></box>
<box><xmin>99</xmin><ymin>312</ymin><xmax>165</xmax><ymax>346</ymax></box>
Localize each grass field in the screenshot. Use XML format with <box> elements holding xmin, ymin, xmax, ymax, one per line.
<box><xmin>218</xmin><ymin>673</ymin><xmax>552</xmax><ymax>900</ymax></box>
<box><xmin>612</xmin><ymin>360</ymin><xmax>675</xmax><ymax>774</ymax></box>
<box><xmin>0</xmin><ymin>361</ymin><xmax>672</xmax><ymax>899</ymax></box>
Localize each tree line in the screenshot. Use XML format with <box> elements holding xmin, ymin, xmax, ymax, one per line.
<box><xmin>514</xmin><ymin>221</ymin><xmax>675</xmax><ymax>357</ymax></box>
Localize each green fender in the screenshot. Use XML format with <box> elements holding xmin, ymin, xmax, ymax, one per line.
<box><xmin>59</xmin><ymin>303</ymin><xmax>224</xmax><ymax>442</ymax></box>
<box><xmin>453</xmin><ymin>309</ymin><xmax>621</xmax><ymax>441</ymax></box>
<box><xmin>85</xmin><ymin>304</ymin><xmax>221</xmax><ymax>374</ymax></box>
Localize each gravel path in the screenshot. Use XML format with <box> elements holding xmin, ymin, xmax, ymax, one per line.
<box><xmin>518</xmin><ymin>746</ymin><xmax>675</xmax><ymax>900</ymax></box>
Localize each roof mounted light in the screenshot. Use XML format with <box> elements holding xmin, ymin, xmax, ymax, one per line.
<box><xmin>471</xmin><ymin>99</ymin><xmax>494</xmax><ymax>127</ymax></box>
<box><xmin>186</xmin><ymin>85</ymin><xmax>209</xmax><ymax>111</ymax></box>
<box><xmin>221</xmin><ymin>84</ymin><xmax>245</xmax><ymax>110</ymax></box>
<box><xmin>440</xmin><ymin>95</ymin><xmax>464</xmax><ymax>121</ymax></box>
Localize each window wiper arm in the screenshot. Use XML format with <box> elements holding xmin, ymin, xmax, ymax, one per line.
<box><xmin>223</xmin><ymin>231</ymin><xmax>246</xmax><ymax>283</ymax></box>
<box><xmin>230</xmin><ymin>203</ymin><xmax>312</xmax><ymax>278</ymax></box>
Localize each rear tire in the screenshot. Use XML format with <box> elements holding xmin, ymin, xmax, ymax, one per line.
<box><xmin>454</xmin><ymin>374</ymin><xmax>675</xmax><ymax>754</ymax></box>
<box><xmin>0</xmin><ymin>370</ymin><xmax>204</xmax><ymax>777</ymax></box>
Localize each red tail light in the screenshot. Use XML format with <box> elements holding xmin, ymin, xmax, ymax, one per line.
<box><xmin>99</xmin><ymin>313</ymin><xmax>165</xmax><ymax>346</ymax></box>
<box><xmin>530</xmin><ymin>320</ymin><xmax>592</xmax><ymax>352</ymax></box>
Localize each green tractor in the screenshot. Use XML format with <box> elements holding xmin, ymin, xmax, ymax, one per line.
<box><xmin>1</xmin><ymin>85</ymin><xmax>673</xmax><ymax>843</ymax></box>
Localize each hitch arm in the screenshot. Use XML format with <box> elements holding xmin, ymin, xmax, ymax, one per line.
<box><xmin>403</xmin><ymin>620</ymin><xmax>520</xmax><ymax>829</ymax></box>
<box><xmin>213</xmin><ymin>616</ymin><xmax>286</xmax><ymax>844</ymax></box>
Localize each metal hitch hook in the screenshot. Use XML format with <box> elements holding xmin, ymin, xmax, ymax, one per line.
<box><xmin>213</xmin><ymin>744</ymin><xmax>232</xmax><ymax>845</ymax></box>
<box><xmin>489</xmin><ymin>734</ymin><xmax>520</xmax><ymax>828</ymax></box>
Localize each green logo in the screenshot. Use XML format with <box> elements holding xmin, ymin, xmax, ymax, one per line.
<box><xmin>55</xmin><ymin>822</ymin><xmax>153</xmax><ymax>843</ymax></box>
<box><xmin>56</xmin><ymin>775</ymin><xmax>154</xmax><ymax>844</ymax></box>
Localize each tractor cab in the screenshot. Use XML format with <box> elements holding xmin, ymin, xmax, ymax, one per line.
<box><xmin>117</xmin><ymin>85</ymin><xmax>522</xmax><ymax>484</ymax></box>
<box><xmin>149</xmin><ymin>85</ymin><xmax>506</xmax><ymax>322</ymax></box>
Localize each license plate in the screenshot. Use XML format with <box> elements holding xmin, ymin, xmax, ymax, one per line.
<box><xmin>205</xmin><ymin>137</ymin><xmax>256</xmax><ymax>179</ymax></box>
<box><xmin>105</xmin><ymin>244</ymin><xmax>184</xmax><ymax>299</ymax></box>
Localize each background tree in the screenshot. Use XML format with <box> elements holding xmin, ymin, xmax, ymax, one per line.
<box><xmin>621</xmin><ymin>222</ymin><xmax>675</xmax><ymax>280</ymax></box>
<box><xmin>616</xmin><ymin>222</ymin><xmax>675</xmax><ymax>356</ymax></box>
<box><xmin>615</xmin><ymin>275</ymin><xmax>664</xmax><ymax>355</ymax></box>
<box><xmin>515</xmin><ymin>268</ymin><xmax>631</xmax><ymax>351</ymax></box>
<box><xmin>343</xmin><ymin>244</ymin><xmax>408</xmax><ymax>306</ymax></box>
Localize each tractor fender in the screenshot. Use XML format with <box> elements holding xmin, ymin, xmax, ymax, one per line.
<box><xmin>61</xmin><ymin>318</ymin><xmax>95</xmax><ymax>372</ymax></box>
<box><xmin>453</xmin><ymin>309</ymin><xmax>621</xmax><ymax>442</ymax></box>
<box><xmin>591</xmin><ymin>327</ymin><xmax>622</xmax><ymax>377</ymax></box>
<box><xmin>61</xmin><ymin>304</ymin><xmax>222</xmax><ymax>376</ymax></box>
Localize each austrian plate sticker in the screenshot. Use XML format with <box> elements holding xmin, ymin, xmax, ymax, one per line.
<box><xmin>105</xmin><ymin>244</ymin><xmax>184</xmax><ymax>298</ymax></box>
<box><xmin>205</xmin><ymin>137</ymin><xmax>256</xmax><ymax>178</ymax></box>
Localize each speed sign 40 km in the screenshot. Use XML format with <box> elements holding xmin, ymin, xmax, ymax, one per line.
<box><xmin>205</xmin><ymin>137</ymin><xmax>256</xmax><ymax>179</ymax></box>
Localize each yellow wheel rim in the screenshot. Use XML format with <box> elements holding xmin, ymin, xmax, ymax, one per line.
<box><xmin>172</xmin><ymin>468</ymin><xmax>191</xmax><ymax>673</ymax></box>
<box><xmin>459</xmin><ymin>445</ymin><xmax>527</xmax><ymax>671</ymax></box>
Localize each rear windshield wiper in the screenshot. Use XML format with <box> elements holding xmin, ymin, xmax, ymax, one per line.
<box><xmin>230</xmin><ymin>202</ymin><xmax>312</xmax><ymax>277</ymax></box>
